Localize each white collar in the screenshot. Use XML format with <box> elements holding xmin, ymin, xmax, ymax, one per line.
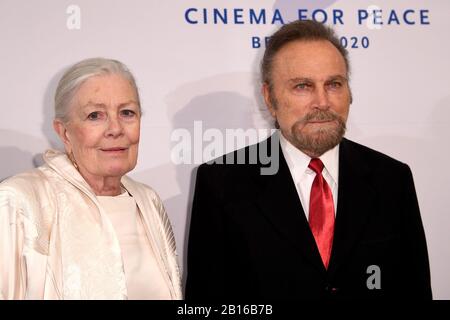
<box><xmin>279</xmin><ymin>131</ymin><xmax>339</xmax><ymax>184</ymax></box>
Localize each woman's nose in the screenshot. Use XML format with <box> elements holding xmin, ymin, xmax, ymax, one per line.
<box><xmin>105</xmin><ymin>116</ymin><xmax>123</xmax><ymax>137</ymax></box>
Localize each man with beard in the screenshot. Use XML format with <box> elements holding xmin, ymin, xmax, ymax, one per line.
<box><xmin>185</xmin><ymin>20</ymin><xmax>432</xmax><ymax>300</ymax></box>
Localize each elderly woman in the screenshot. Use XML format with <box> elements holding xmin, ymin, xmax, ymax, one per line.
<box><xmin>0</xmin><ymin>58</ymin><xmax>182</xmax><ymax>299</ymax></box>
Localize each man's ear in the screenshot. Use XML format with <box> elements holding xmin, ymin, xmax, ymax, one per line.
<box><xmin>53</xmin><ymin>119</ymin><xmax>72</xmax><ymax>153</ymax></box>
<box><xmin>262</xmin><ymin>83</ymin><xmax>276</xmax><ymax>118</ymax></box>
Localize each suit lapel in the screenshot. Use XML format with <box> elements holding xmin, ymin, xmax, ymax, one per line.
<box><xmin>255</xmin><ymin>139</ymin><xmax>326</xmax><ymax>273</ymax></box>
<box><xmin>328</xmin><ymin>138</ymin><xmax>376</xmax><ymax>277</ymax></box>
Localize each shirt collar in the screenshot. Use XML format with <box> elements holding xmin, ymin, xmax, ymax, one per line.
<box><xmin>279</xmin><ymin>131</ymin><xmax>339</xmax><ymax>185</ymax></box>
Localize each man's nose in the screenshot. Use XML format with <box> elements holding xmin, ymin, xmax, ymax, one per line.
<box><xmin>312</xmin><ymin>87</ymin><xmax>330</xmax><ymax>110</ymax></box>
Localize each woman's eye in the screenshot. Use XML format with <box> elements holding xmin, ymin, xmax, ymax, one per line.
<box><xmin>121</xmin><ymin>109</ymin><xmax>137</xmax><ymax>117</ymax></box>
<box><xmin>328</xmin><ymin>81</ymin><xmax>342</xmax><ymax>89</ymax></box>
<box><xmin>87</xmin><ymin>112</ymin><xmax>101</xmax><ymax>120</ymax></box>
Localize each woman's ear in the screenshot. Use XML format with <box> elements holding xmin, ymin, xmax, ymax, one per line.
<box><xmin>53</xmin><ymin>119</ymin><xmax>72</xmax><ymax>153</ymax></box>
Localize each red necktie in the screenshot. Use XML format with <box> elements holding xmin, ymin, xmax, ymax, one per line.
<box><xmin>308</xmin><ymin>158</ymin><xmax>335</xmax><ymax>269</ymax></box>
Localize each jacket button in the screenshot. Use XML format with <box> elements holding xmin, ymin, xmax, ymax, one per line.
<box><xmin>325</xmin><ymin>286</ymin><xmax>339</xmax><ymax>293</ymax></box>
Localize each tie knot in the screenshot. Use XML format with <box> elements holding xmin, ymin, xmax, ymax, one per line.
<box><xmin>309</xmin><ymin>158</ymin><xmax>324</xmax><ymax>174</ymax></box>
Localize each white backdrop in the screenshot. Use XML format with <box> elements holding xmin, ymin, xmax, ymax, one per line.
<box><xmin>0</xmin><ymin>0</ymin><xmax>449</xmax><ymax>299</ymax></box>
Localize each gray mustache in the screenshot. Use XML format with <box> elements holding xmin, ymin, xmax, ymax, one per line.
<box><xmin>302</xmin><ymin>110</ymin><xmax>340</xmax><ymax>123</ymax></box>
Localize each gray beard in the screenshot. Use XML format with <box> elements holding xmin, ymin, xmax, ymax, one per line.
<box><xmin>290</xmin><ymin>110</ymin><xmax>346</xmax><ymax>157</ymax></box>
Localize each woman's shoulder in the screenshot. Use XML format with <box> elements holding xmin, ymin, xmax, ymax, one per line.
<box><xmin>121</xmin><ymin>175</ymin><xmax>162</xmax><ymax>201</ymax></box>
<box><xmin>122</xmin><ymin>176</ymin><xmax>174</xmax><ymax>232</ymax></box>
<box><xmin>0</xmin><ymin>167</ymin><xmax>50</xmax><ymax>197</ymax></box>
<box><xmin>0</xmin><ymin>166</ymin><xmax>57</xmax><ymax>225</ymax></box>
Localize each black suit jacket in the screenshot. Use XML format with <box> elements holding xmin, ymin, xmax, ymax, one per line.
<box><xmin>185</xmin><ymin>136</ymin><xmax>432</xmax><ymax>300</ymax></box>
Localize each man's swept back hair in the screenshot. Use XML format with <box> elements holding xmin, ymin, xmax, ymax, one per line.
<box><xmin>261</xmin><ymin>19</ymin><xmax>350</xmax><ymax>88</ymax></box>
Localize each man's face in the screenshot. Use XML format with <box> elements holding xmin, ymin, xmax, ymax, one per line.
<box><xmin>263</xmin><ymin>40</ymin><xmax>351</xmax><ymax>157</ymax></box>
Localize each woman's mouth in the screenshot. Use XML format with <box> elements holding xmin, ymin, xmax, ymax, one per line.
<box><xmin>100</xmin><ymin>147</ymin><xmax>127</xmax><ymax>152</ymax></box>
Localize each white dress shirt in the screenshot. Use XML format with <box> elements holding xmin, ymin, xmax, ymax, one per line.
<box><xmin>279</xmin><ymin>132</ymin><xmax>340</xmax><ymax>220</ymax></box>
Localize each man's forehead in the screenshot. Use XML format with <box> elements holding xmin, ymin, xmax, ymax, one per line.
<box><xmin>276</xmin><ymin>39</ymin><xmax>341</xmax><ymax>56</ymax></box>
<box><xmin>275</xmin><ymin>62</ymin><xmax>348</xmax><ymax>80</ymax></box>
<box><xmin>287</xmin><ymin>75</ymin><xmax>348</xmax><ymax>83</ymax></box>
<box><xmin>271</xmin><ymin>41</ymin><xmax>347</xmax><ymax>78</ymax></box>
<box><xmin>273</xmin><ymin>40</ymin><xmax>345</xmax><ymax>64</ymax></box>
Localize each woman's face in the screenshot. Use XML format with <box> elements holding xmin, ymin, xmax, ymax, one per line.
<box><xmin>57</xmin><ymin>74</ymin><xmax>140</xmax><ymax>180</ymax></box>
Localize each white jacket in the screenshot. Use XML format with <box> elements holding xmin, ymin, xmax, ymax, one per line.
<box><xmin>0</xmin><ymin>149</ymin><xmax>182</xmax><ymax>299</ymax></box>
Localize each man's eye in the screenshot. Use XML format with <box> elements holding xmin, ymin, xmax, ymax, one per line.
<box><xmin>295</xmin><ymin>83</ymin><xmax>311</xmax><ymax>90</ymax></box>
<box><xmin>121</xmin><ymin>109</ymin><xmax>137</xmax><ymax>117</ymax></box>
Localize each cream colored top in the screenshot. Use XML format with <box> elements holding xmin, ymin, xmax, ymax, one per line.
<box><xmin>0</xmin><ymin>149</ymin><xmax>181</xmax><ymax>300</ymax></box>
<box><xmin>97</xmin><ymin>190</ymin><xmax>171</xmax><ymax>300</ymax></box>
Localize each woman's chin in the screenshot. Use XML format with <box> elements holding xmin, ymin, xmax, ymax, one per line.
<box><xmin>102</xmin><ymin>164</ymin><xmax>134</xmax><ymax>178</ymax></box>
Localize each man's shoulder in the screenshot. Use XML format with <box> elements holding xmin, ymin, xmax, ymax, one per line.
<box><xmin>197</xmin><ymin>135</ymin><xmax>277</xmax><ymax>173</ymax></box>
<box><xmin>341</xmin><ymin>138</ymin><xmax>409</xmax><ymax>172</ymax></box>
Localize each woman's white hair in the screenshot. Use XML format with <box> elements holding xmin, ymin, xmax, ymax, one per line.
<box><xmin>54</xmin><ymin>57</ymin><xmax>141</xmax><ymax>122</ymax></box>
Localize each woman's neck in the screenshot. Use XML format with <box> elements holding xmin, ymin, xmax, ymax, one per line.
<box><xmin>79</xmin><ymin>168</ymin><xmax>123</xmax><ymax>196</ymax></box>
